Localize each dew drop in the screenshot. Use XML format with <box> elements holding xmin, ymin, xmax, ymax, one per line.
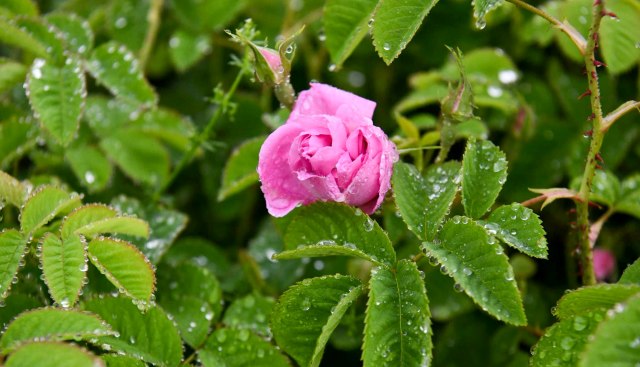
<box><xmin>115</xmin><ymin>17</ymin><xmax>127</xmax><ymax>29</ymax></box>
<box><xmin>383</xmin><ymin>43</ymin><xmax>391</xmax><ymax>51</ymax></box>
<box><xmin>364</xmin><ymin>217</ymin><xmax>374</xmax><ymax>232</ymax></box>
<box><xmin>301</xmin><ymin>298</ymin><xmax>311</xmax><ymax>311</ymax></box>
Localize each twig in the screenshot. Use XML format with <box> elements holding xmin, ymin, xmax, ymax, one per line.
<box><xmin>153</xmin><ymin>54</ymin><xmax>250</xmax><ymax>201</ymax></box>
<box><xmin>138</xmin><ymin>0</ymin><xmax>163</xmax><ymax>70</ymax></box>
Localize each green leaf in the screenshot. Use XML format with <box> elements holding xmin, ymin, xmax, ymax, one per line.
<box><xmin>107</xmin><ymin>0</ymin><xmax>149</xmax><ymax>51</ymax></box>
<box><xmin>581</xmin><ymin>294</ymin><xmax>640</xmax><ymax>366</ymax></box>
<box><xmin>223</xmin><ymin>293</ymin><xmax>275</xmax><ymax>337</ymax></box>
<box><xmin>83</xmin><ymin>296</ymin><xmax>182</xmax><ymax>367</ymax></box>
<box><xmin>5</xmin><ymin>342</ymin><xmax>101</xmax><ymax>367</ymax></box>
<box><xmin>600</xmin><ymin>0</ymin><xmax>640</xmax><ymax>74</ymax></box>
<box><xmin>276</xmin><ymin>202</ymin><xmax>396</xmax><ymax>267</ymax></box>
<box><xmin>0</xmin><ymin>170</ymin><xmax>27</xmax><ymax>207</ymax></box>
<box><xmin>530</xmin><ymin>309</ymin><xmax>606</xmax><ymax>367</ymax></box>
<box><xmin>484</xmin><ymin>203</ymin><xmax>547</xmax><ymax>258</ymax></box>
<box><xmin>472</xmin><ymin>0</ymin><xmax>504</xmax><ymax>28</ymax></box>
<box><xmin>86</xmin><ymin>42</ymin><xmax>157</xmax><ymax>106</ymax></box>
<box><xmin>87</xmin><ymin>237</ymin><xmax>155</xmax><ymax>306</ymax></box>
<box><xmin>66</xmin><ymin>145</ymin><xmax>113</xmax><ymax>192</ymax></box>
<box><xmin>26</xmin><ymin>57</ymin><xmax>85</xmax><ymax>146</ymax></box>
<box><xmin>372</xmin><ymin>0</ymin><xmax>440</xmax><ymax>64</ymax></box>
<box><xmin>101</xmin><ymin>354</ymin><xmax>146</xmax><ymax>367</ymax></box>
<box><xmin>0</xmin><ymin>59</ymin><xmax>27</xmax><ymax>94</ymax></box>
<box><xmin>392</xmin><ymin>161</ymin><xmax>461</xmax><ymax>241</ymax></box>
<box><xmin>272</xmin><ymin>275</ymin><xmax>363</xmax><ymax>367</ymax></box>
<box><xmin>45</xmin><ymin>13</ymin><xmax>94</xmax><ymax>56</ymax></box>
<box><xmin>218</xmin><ymin>136</ymin><xmax>266</xmax><ymax>201</ymax></box>
<box><xmin>156</xmin><ymin>262</ymin><xmax>222</xmax><ymax>317</ymax></box>
<box><xmin>168</xmin><ymin>29</ymin><xmax>211</xmax><ymax>72</ymax></box>
<box><xmin>110</xmin><ymin>196</ymin><xmax>188</xmax><ymax>264</ymax></box>
<box><xmin>170</xmin><ymin>0</ymin><xmax>246</xmax><ymax>32</ymax></box>
<box><xmin>0</xmin><ymin>17</ymin><xmax>47</xmax><ymax>58</ymax></box>
<box><xmin>422</xmin><ymin>262</ymin><xmax>475</xmax><ymax>321</ymax></box>
<box><xmin>61</xmin><ymin>204</ymin><xmax>117</xmax><ymax>239</ymax></box>
<box><xmin>14</xmin><ymin>17</ymin><xmax>66</xmax><ymax>65</ymax></box>
<box><xmin>84</xmin><ymin>96</ymin><xmax>132</xmax><ymax>136</ymax></box>
<box><xmin>100</xmin><ymin>129</ymin><xmax>169</xmax><ymax>187</ymax></box>
<box><xmin>0</xmin><ymin>230</ymin><xmax>26</xmax><ymax>301</ymax></box>
<box><xmin>323</xmin><ymin>0</ymin><xmax>377</xmax><ymax>68</ymax></box>
<box><xmin>161</xmin><ymin>237</ymin><xmax>232</xmax><ymax>288</ymax></box>
<box><xmin>248</xmin><ymin>220</ymin><xmax>305</xmax><ymax>294</ymax></box>
<box><xmin>619</xmin><ymin>258</ymin><xmax>640</xmax><ymax>284</ymax></box>
<box><xmin>1</xmin><ymin>0</ymin><xmax>38</xmax><ymax>16</ymax></box>
<box><xmin>130</xmin><ymin>107</ymin><xmax>196</xmax><ymax>151</ymax></box>
<box><xmin>556</xmin><ymin>0</ymin><xmax>590</xmax><ymax>62</ymax></box>
<box><xmin>616</xmin><ymin>174</ymin><xmax>640</xmax><ymax>220</ymax></box>
<box><xmin>40</xmin><ymin>233</ymin><xmax>86</xmax><ymax>307</ymax></box>
<box><xmin>160</xmin><ymin>295</ymin><xmax>212</xmax><ymax>348</ymax></box>
<box><xmin>363</xmin><ymin>259</ymin><xmax>431</xmax><ymax>367</ymax></box>
<box><xmin>0</xmin><ymin>308</ymin><xmax>113</xmax><ymax>353</ymax></box>
<box><xmin>199</xmin><ymin>328</ymin><xmax>290</xmax><ymax>367</ymax></box>
<box><xmin>0</xmin><ymin>293</ymin><xmax>41</xmax><ymax>330</ymax></box>
<box><xmin>20</xmin><ymin>186</ymin><xmax>81</xmax><ymax>235</ymax></box>
<box><xmin>75</xmin><ymin>217</ymin><xmax>149</xmax><ymax>239</ymax></box>
<box><xmin>0</xmin><ymin>117</ymin><xmax>37</xmax><ymax>169</ymax></box>
<box><xmin>553</xmin><ymin>284</ymin><xmax>640</xmax><ymax>320</ymax></box>
<box><xmin>422</xmin><ymin>217</ymin><xmax>526</xmax><ymax>325</ymax></box>
<box><xmin>156</xmin><ymin>261</ymin><xmax>221</xmax><ymax>347</ymax></box>
<box><xmin>462</xmin><ymin>138</ymin><xmax>508</xmax><ymax>218</ymax></box>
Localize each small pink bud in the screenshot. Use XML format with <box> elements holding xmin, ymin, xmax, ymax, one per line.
<box><xmin>593</xmin><ymin>248</ymin><xmax>615</xmax><ymax>281</ymax></box>
<box><xmin>258</xmin><ymin>47</ymin><xmax>283</xmax><ymax>75</ymax></box>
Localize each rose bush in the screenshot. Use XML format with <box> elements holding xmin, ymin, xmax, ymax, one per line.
<box><xmin>258</xmin><ymin>83</ymin><xmax>398</xmax><ymax>217</ymax></box>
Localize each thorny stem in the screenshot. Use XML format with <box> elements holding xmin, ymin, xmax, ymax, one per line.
<box><xmin>506</xmin><ymin>0</ymin><xmax>587</xmax><ymax>55</ymax></box>
<box><xmin>575</xmin><ymin>0</ymin><xmax>606</xmax><ymax>286</ymax></box>
<box><xmin>153</xmin><ymin>54</ymin><xmax>250</xmax><ymax>201</ymax></box>
<box><xmin>138</xmin><ymin>0</ymin><xmax>163</xmax><ymax>70</ymax></box>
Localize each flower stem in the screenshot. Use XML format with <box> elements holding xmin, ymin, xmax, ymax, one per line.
<box><xmin>138</xmin><ymin>0</ymin><xmax>163</xmax><ymax>70</ymax></box>
<box><xmin>152</xmin><ymin>54</ymin><xmax>249</xmax><ymax>201</ymax></box>
<box><xmin>575</xmin><ymin>0</ymin><xmax>606</xmax><ymax>286</ymax></box>
<box><xmin>505</xmin><ymin>0</ymin><xmax>587</xmax><ymax>55</ymax></box>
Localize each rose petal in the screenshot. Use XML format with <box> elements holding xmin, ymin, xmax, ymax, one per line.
<box><xmin>344</xmin><ymin>153</ymin><xmax>381</xmax><ymax>209</ymax></box>
<box><xmin>335</xmin><ymin>153</ymin><xmax>363</xmax><ymax>191</ymax></box>
<box><xmin>293</xmin><ymin>83</ymin><xmax>376</xmax><ymax>119</ymax></box>
<box><xmin>258</xmin><ymin>123</ymin><xmax>310</xmax><ymax>217</ymax></box>
<box><xmin>296</xmin><ymin>170</ymin><xmax>343</xmax><ymax>202</ymax></box>
<box><xmin>309</xmin><ymin>146</ymin><xmax>344</xmax><ymax>176</ymax></box>
<box><xmin>257</xmin><ymin>47</ymin><xmax>282</xmax><ymax>73</ymax></box>
<box><xmin>327</xmin><ymin>120</ymin><xmax>348</xmax><ymax>150</ymax></box>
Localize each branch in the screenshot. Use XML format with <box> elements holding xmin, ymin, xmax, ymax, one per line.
<box><xmin>506</xmin><ymin>0</ymin><xmax>587</xmax><ymax>55</ymax></box>
<box><xmin>601</xmin><ymin>100</ymin><xmax>640</xmax><ymax>132</ymax></box>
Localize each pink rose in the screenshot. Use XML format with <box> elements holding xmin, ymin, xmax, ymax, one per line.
<box><xmin>258</xmin><ymin>83</ymin><xmax>398</xmax><ymax>217</ymax></box>
<box><xmin>593</xmin><ymin>248</ymin><xmax>615</xmax><ymax>281</ymax></box>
